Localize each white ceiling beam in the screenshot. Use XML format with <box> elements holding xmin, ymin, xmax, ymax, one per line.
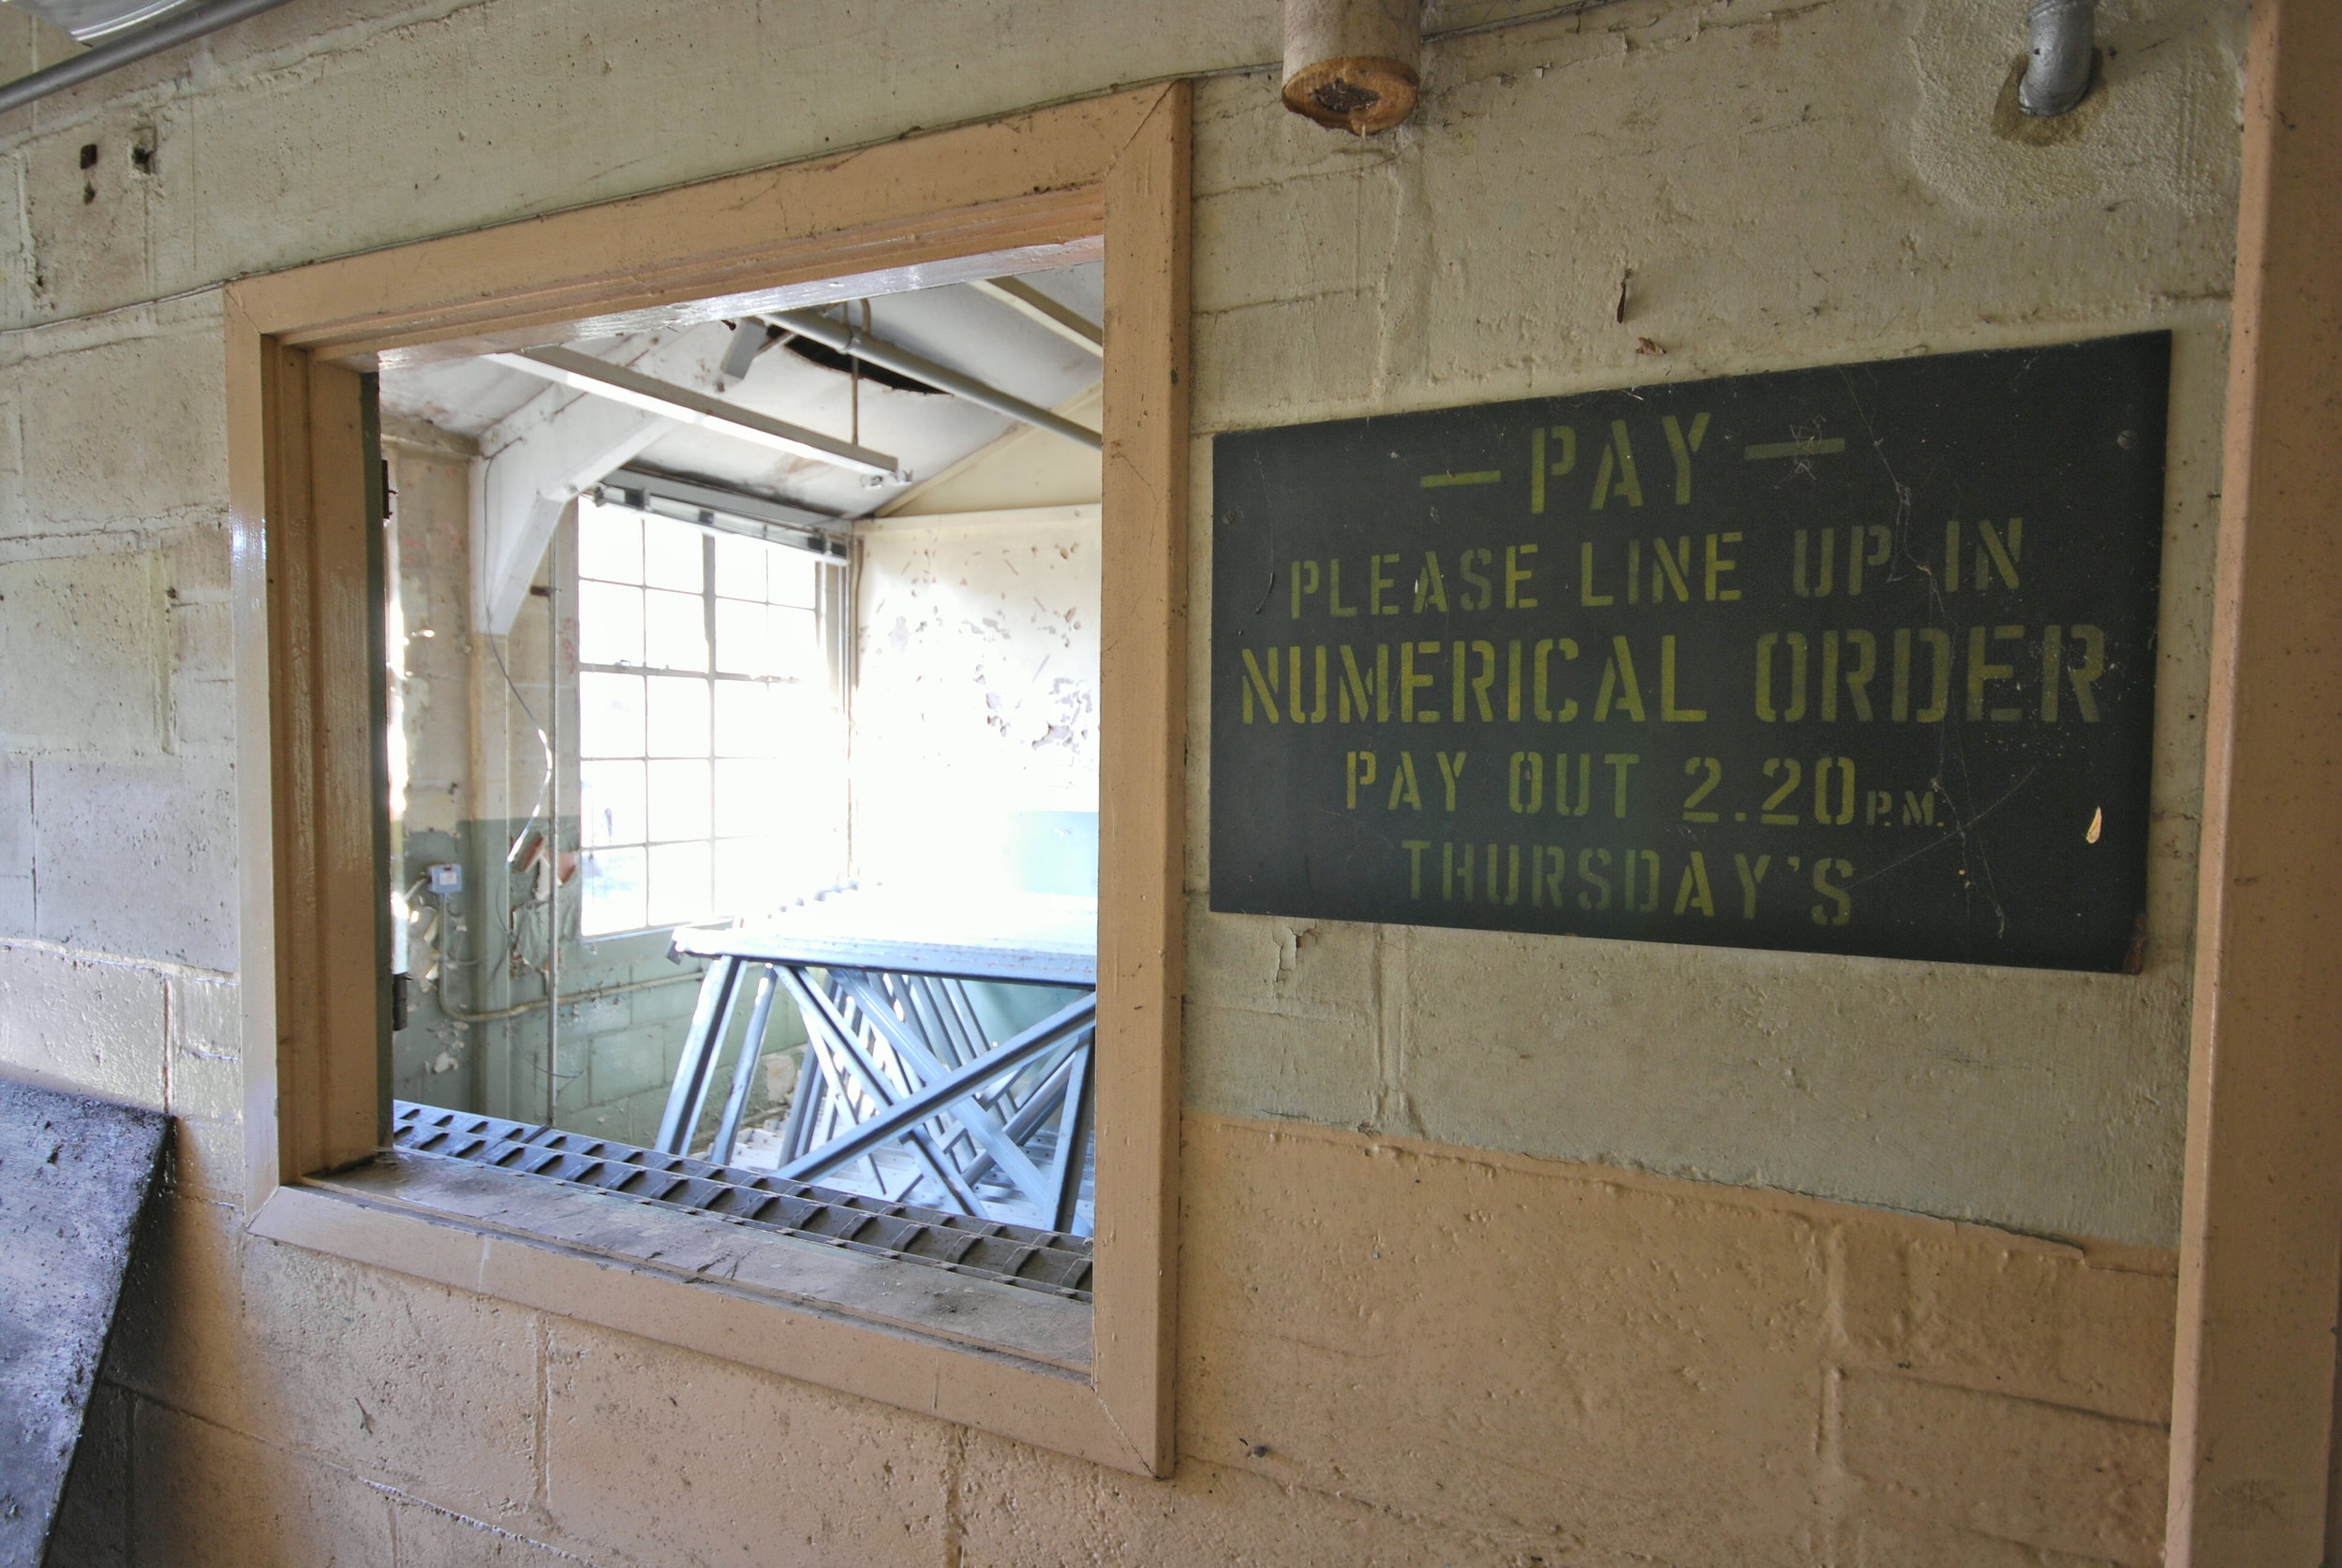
<box><xmin>872</xmin><ymin>381</ymin><xmax>1103</xmax><ymax>520</ymax></box>
<box><xmin>472</xmin><ymin>330</ymin><xmax>734</xmax><ymax>635</ymax></box>
<box><xmin>485</xmin><ymin>346</ymin><xmax>904</xmax><ymax>481</ymax></box>
<box><xmin>768</xmin><ymin>310</ymin><xmax>1101</xmax><ymax>451</ymax></box>
<box><xmin>969</xmin><ymin>276</ymin><xmax>1103</xmax><ymax>356</ymax></box>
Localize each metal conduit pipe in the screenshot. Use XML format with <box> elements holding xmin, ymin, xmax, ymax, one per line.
<box><xmin>0</xmin><ymin>0</ymin><xmax>301</xmax><ymax>116</ymax></box>
<box><xmin>767</xmin><ymin>310</ymin><xmax>1104</xmax><ymax>452</ymax></box>
<box><xmin>434</xmin><ymin>969</ymin><xmax>702</xmax><ymax>1026</ymax></box>
<box><xmin>2017</xmin><ymin>0</ymin><xmax>2096</xmax><ymax>117</ymax></box>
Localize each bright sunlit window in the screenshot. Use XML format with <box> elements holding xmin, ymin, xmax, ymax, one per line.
<box><xmin>574</xmin><ymin>495</ymin><xmax>848</xmax><ymax>936</ymax></box>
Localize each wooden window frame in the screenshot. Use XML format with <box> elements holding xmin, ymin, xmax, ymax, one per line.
<box><xmin>227</xmin><ymin>85</ymin><xmax>1189</xmax><ymax>1476</ymax></box>
<box><xmin>2165</xmin><ymin>2</ymin><xmax>2342</xmax><ymax>1561</ymax></box>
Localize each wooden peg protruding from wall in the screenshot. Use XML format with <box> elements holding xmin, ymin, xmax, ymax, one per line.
<box><xmin>1282</xmin><ymin>0</ymin><xmax>1422</xmax><ymax>135</ymax></box>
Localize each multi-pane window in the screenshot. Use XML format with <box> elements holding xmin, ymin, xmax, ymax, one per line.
<box><xmin>574</xmin><ymin>495</ymin><xmax>847</xmax><ymax>936</ymax></box>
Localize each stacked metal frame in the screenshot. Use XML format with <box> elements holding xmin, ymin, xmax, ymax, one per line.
<box><xmin>654</xmin><ymin>921</ymin><xmax>1098</xmax><ymax>1236</ymax></box>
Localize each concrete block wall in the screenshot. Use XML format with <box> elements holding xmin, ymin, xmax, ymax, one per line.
<box><xmin>0</xmin><ymin>295</ymin><xmax>237</xmax><ymax>973</ymax></box>
<box><xmin>38</xmin><ymin>1113</ymin><xmax>2177</xmax><ymax>1566</ymax></box>
<box><xmin>0</xmin><ymin>0</ymin><xmax>2246</xmax><ymax>1561</ymax></box>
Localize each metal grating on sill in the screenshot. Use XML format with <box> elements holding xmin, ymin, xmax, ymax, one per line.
<box><xmin>389</xmin><ymin>1102</ymin><xmax>1093</xmax><ymax>1301</ymax></box>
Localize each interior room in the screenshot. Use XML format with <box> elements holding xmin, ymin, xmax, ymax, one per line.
<box><xmin>381</xmin><ymin>264</ymin><xmax>1109</xmax><ymax>1234</ymax></box>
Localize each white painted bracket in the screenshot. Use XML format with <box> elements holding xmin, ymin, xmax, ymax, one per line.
<box><xmin>470</xmin><ymin>327</ymin><xmax>730</xmax><ymax>635</ymax></box>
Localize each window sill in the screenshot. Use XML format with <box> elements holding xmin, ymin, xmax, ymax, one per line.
<box><xmin>247</xmin><ymin>1151</ymin><xmax>1144</xmax><ymax>1470</ymax></box>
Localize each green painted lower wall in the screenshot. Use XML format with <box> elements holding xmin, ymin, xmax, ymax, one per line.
<box><xmin>393</xmin><ymin>816</ymin><xmax>807</xmax><ymax>1150</ymax></box>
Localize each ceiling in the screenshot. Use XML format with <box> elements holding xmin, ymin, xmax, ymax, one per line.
<box><xmin>380</xmin><ymin>262</ymin><xmax>1104</xmax><ymax>525</ymax></box>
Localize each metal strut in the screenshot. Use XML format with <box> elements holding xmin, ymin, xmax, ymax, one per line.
<box><xmin>651</xmin><ymin>949</ymin><xmax>1097</xmax><ymax>1235</ymax></box>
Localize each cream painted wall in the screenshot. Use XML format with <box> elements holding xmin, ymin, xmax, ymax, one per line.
<box><xmin>851</xmin><ymin>388</ymin><xmax>1108</xmax><ymax>903</ymax></box>
<box><xmin>852</xmin><ymin>512</ymin><xmax>1104</xmax><ymax>896</ymax></box>
<box><xmin>0</xmin><ymin>0</ymin><xmax>2246</xmax><ymax>1562</ymax></box>
<box><xmin>879</xmin><ymin>384</ymin><xmax>1106</xmax><ymax>517</ymax></box>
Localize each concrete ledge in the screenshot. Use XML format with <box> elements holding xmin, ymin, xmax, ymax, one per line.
<box><xmin>246</xmin><ymin>1159</ymin><xmax>1149</xmax><ymax>1476</ymax></box>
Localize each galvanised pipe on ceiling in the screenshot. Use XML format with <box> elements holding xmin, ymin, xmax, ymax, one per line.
<box><xmin>0</xmin><ymin>0</ymin><xmax>300</xmax><ymax>118</ymax></box>
<box><xmin>769</xmin><ymin>309</ymin><xmax>1104</xmax><ymax>452</ymax></box>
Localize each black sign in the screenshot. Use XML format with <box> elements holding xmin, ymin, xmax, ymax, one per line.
<box><xmin>1209</xmin><ymin>333</ymin><xmax>2169</xmax><ymax>972</ymax></box>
